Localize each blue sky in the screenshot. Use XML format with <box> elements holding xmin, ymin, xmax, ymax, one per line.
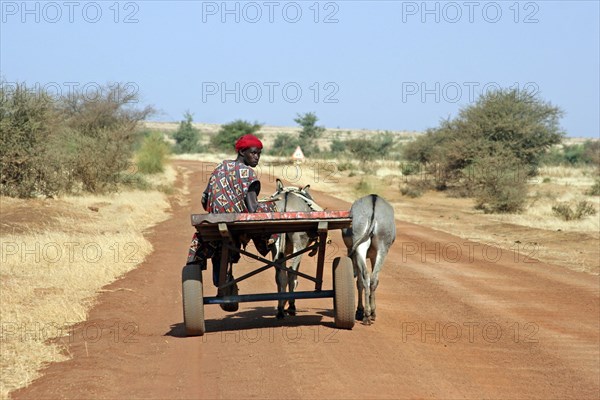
<box><xmin>2</xmin><ymin>1</ymin><xmax>599</xmax><ymax>138</ymax></box>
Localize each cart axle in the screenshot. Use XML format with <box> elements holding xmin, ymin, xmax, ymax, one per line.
<box><xmin>204</xmin><ymin>290</ymin><xmax>335</xmax><ymax>304</ymax></box>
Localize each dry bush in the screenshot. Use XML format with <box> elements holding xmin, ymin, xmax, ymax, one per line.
<box><xmin>587</xmin><ymin>180</ymin><xmax>600</xmax><ymax>196</ymax></box>
<box><xmin>552</xmin><ymin>201</ymin><xmax>597</xmax><ymax>221</ymax></box>
<box><xmin>0</xmin><ymin>83</ymin><xmax>62</xmax><ymax>197</ymax></box>
<box><xmin>400</xmin><ymin>178</ymin><xmax>432</xmax><ymax>198</ymax></box>
<box><xmin>1</xmin><ymin>82</ymin><xmax>153</xmax><ymax>197</ymax></box>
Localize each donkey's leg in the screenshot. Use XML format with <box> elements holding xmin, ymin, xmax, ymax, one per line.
<box><xmin>353</xmin><ymin>254</ymin><xmax>364</xmax><ymax>320</ymax></box>
<box><xmin>368</xmin><ymin>247</ymin><xmax>389</xmax><ymax>322</ymax></box>
<box><xmin>354</xmin><ymin>240</ymin><xmax>372</xmax><ymax>325</ymax></box>
<box><xmin>275</xmin><ymin>254</ymin><xmax>288</xmax><ymax>319</ymax></box>
<box><xmin>286</xmin><ymin>234</ymin><xmax>305</xmax><ymax>315</ymax></box>
<box><xmin>273</xmin><ymin>233</ymin><xmax>288</xmax><ymax>319</ymax></box>
<box><xmin>286</xmin><ymin>234</ymin><xmax>306</xmax><ymax>314</ymax></box>
<box><xmin>286</xmin><ymin>259</ymin><xmax>299</xmax><ymax>315</ymax></box>
<box><xmin>355</xmin><ymin>271</ymin><xmax>364</xmax><ymax>322</ymax></box>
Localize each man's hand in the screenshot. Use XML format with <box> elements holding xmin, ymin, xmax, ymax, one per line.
<box><xmin>201</xmin><ymin>191</ymin><xmax>208</xmax><ymax>211</ymax></box>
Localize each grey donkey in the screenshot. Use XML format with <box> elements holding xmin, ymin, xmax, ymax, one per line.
<box><xmin>342</xmin><ymin>194</ymin><xmax>396</xmax><ymax>325</ymax></box>
<box><xmin>270</xmin><ymin>179</ymin><xmax>324</xmax><ymax>319</ymax></box>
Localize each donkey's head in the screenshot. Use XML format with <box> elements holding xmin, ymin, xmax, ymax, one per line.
<box><xmin>274</xmin><ymin>178</ymin><xmax>313</xmax><ymax>199</ymax></box>
<box><xmin>272</xmin><ymin>178</ymin><xmax>321</xmax><ymax>212</ymax></box>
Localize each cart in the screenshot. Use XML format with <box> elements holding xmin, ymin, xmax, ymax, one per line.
<box><xmin>182</xmin><ymin>211</ymin><xmax>355</xmax><ymax>336</ymax></box>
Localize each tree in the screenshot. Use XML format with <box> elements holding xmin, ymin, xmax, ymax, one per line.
<box><xmin>346</xmin><ymin>132</ymin><xmax>396</xmax><ymax>163</ymax></box>
<box><xmin>173</xmin><ymin>111</ymin><xmax>201</xmax><ymax>154</ymax></box>
<box><xmin>402</xmin><ymin>88</ymin><xmax>565</xmax><ymax>212</ymax></box>
<box><xmin>294</xmin><ymin>112</ymin><xmax>325</xmax><ymax>156</ymax></box>
<box><xmin>456</xmin><ymin>89</ymin><xmax>564</xmax><ymax>168</ymax></box>
<box><xmin>404</xmin><ymin>89</ymin><xmax>564</xmax><ymax>171</ymax></box>
<box><xmin>210</xmin><ymin>119</ymin><xmax>262</xmax><ymax>152</ymax></box>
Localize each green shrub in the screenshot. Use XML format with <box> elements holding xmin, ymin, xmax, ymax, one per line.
<box><xmin>211</xmin><ymin>119</ymin><xmax>262</xmax><ymax>152</ymax></box>
<box><xmin>541</xmin><ymin>141</ymin><xmax>599</xmax><ymax>167</ymax></box>
<box><xmin>270</xmin><ymin>132</ymin><xmax>299</xmax><ymax>157</ymax></box>
<box><xmin>329</xmin><ymin>136</ymin><xmax>346</xmax><ymax>155</ymax></box>
<box><xmin>346</xmin><ymin>132</ymin><xmax>396</xmax><ymax>164</ymax></box>
<box><xmin>137</xmin><ymin>132</ymin><xmax>170</xmax><ymax>174</ymax></box>
<box><xmin>336</xmin><ymin>161</ymin><xmax>353</xmax><ymax>172</ymax></box>
<box><xmin>552</xmin><ymin>201</ymin><xmax>597</xmax><ymax>221</ymax></box>
<box><xmin>563</xmin><ymin>144</ymin><xmax>586</xmax><ymax>165</ymax></box>
<box><xmin>401</xmin><ymin>162</ymin><xmax>421</xmax><ymax>176</ymax></box>
<box><xmin>540</xmin><ymin>146</ymin><xmax>565</xmax><ymax>166</ymax></box>
<box><xmin>173</xmin><ymin>112</ymin><xmax>202</xmax><ymax>154</ymax></box>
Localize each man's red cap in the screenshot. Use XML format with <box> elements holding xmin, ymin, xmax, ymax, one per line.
<box><xmin>235</xmin><ymin>134</ymin><xmax>263</xmax><ymax>151</ymax></box>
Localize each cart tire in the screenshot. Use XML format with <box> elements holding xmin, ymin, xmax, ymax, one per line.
<box><xmin>333</xmin><ymin>256</ymin><xmax>355</xmax><ymax>330</ymax></box>
<box><xmin>182</xmin><ymin>264</ymin><xmax>205</xmax><ymax>336</ymax></box>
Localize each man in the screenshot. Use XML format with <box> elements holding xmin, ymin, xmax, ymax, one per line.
<box><xmin>187</xmin><ymin>134</ymin><xmax>274</xmax><ymax>311</ymax></box>
<box><xmin>201</xmin><ymin>134</ymin><xmax>266</xmax><ymax>215</ymax></box>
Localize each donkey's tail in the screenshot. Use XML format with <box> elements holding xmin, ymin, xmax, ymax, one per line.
<box><xmin>348</xmin><ymin>194</ymin><xmax>378</xmax><ymax>258</ymax></box>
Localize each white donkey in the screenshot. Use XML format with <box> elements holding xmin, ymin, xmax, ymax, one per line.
<box><xmin>342</xmin><ymin>194</ymin><xmax>396</xmax><ymax>325</ymax></box>
<box><xmin>269</xmin><ymin>179</ymin><xmax>323</xmax><ymax>319</ymax></box>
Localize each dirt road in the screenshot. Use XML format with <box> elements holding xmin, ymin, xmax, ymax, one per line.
<box><xmin>13</xmin><ymin>160</ymin><xmax>599</xmax><ymax>399</ymax></box>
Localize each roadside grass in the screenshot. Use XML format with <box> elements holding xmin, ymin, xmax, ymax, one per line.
<box><xmin>0</xmin><ymin>167</ymin><xmax>175</xmax><ymax>398</ymax></box>
<box><xmin>505</xmin><ymin>165</ymin><xmax>599</xmax><ymax>232</ymax></box>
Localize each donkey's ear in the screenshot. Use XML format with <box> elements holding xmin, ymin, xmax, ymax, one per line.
<box><xmin>276</xmin><ymin>178</ymin><xmax>284</xmax><ymax>191</ymax></box>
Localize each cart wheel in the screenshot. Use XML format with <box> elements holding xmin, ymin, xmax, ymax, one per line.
<box><xmin>182</xmin><ymin>264</ymin><xmax>205</xmax><ymax>336</ymax></box>
<box><xmin>333</xmin><ymin>256</ymin><xmax>355</xmax><ymax>330</ymax></box>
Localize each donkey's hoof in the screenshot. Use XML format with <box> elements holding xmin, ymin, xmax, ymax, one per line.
<box><xmin>276</xmin><ymin>309</ymin><xmax>285</xmax><ymax>320</ymax></box>
<box><xmin>286</xmin><ymin>305</ymin><xmax>296</xmax><ymax>316</ymax></box>
<box><xmin>362</xmin><ymin>316</ymin><xmax>372</xmax><ymax>326</ymax></box>
<box><xmin>370</xmin><ymin>313</ymin><xmax>377</xmax><ymax>322</ymax></box>
<box><xmin>355</xmin><ymin>309</ymin><xmax>364</xmax><ymax>321</ymax></box>
<box><xmin>220</xmin><ymin>302</ymin><xmax>239</xmax><ymax>312</ymax></box>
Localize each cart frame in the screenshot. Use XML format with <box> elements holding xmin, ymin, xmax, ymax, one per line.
<box><xmin>182</xmin><ymin>211</ymin><xmax>355</xmax><ymax>336</ymax></box>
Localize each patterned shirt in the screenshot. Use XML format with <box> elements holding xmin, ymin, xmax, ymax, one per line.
<box><xmin>188</xmin><ymin>160</ymin><xmax>276</xmax><ymax>264</ymax></box>
<box><xmin>204</xmin><ymin>160</ymin><xmax>259</xmax><ymax>213</ymax></box>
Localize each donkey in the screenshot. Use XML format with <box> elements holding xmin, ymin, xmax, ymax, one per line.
<box><xmin>342</xmin><ymin>194</ymin><xmax>396</xmax><ymax>325</ymax></box>
<box><xmin>269</xmin><ymin>178</ymin><xmax>324</xmax><ymax>319</ymax></box>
